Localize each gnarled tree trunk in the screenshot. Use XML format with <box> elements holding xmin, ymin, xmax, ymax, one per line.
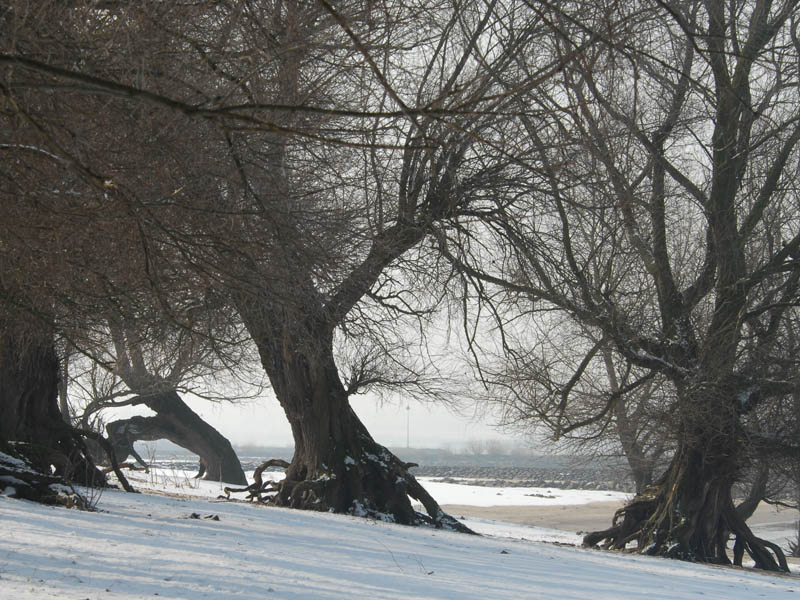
<box><xmin>0</xmin><ymin>328</ymin><xmax>105</xmax><ymax>505</ymax></box>
<box><xmin>584</xmin><ymin>382</ymin><xmax>788</xmax><ymax>571</ymax></box>
<box><xmin>105</xmin><ymin>390</ymin><xmax>247</xmax><ymax>485</ymax></box>
<box><xmin>242</xmin><ymin>309</ymin><xmax>469</xmax><ymax>531</ymax></box>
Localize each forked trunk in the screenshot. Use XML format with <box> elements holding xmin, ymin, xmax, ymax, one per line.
<box><xmin>246</xmin><ymin>317</ymin><xmax>469</xmax><ymax>531</ymax></box>
<box><xmin>0</xmin><ymin>328</ymin><xmax>105</xmax><ymax>505</ymax></box>
<box><xmin>584</xmin><ymin>383</ymin><xmax>788</xmax><ymax>571</ymax></box>
<box><xmin>105</xmin><ymin>390</ymin><xmax>247</xmax><ymax>485</ymax></box>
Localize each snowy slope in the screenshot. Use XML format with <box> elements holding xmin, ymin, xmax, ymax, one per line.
<box><xmin>1</xmin><ymin>480</ymin><xmax>797</xmax><ymax>599</ymax></box>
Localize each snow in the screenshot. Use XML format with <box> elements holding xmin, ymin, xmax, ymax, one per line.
<box><xmin>457</xmin><ymin>516</ymin><xmax>585</xmax><ymax>545</ymax></box>
<box><xmin>0</xmin><ymin>469</ymin><xmax>797</xmax><ymax>599</ymax></box>
<box><xmin>122</xmin><ymin>467</ymin><xmax>629</xmax><ymax>507</ymax></box>
<box><xmin>0</xmin><ymin>450</ymin><xmax>35</xmax><ymax>473</ymax></box>
<box><xmin>414</xmin><ymin>478</ymin><xmax>629</xmax><ymax>507</ymax></box>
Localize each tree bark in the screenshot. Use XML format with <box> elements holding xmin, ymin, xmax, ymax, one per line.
<box><xmin>105</xmin><ymin>390</ymin><xmax>247</xmax><ymax>485</ymax></box>
<box><xmin>0</xmin><ymin>328</ymin><xmax>106</xmax><ymax>504</ymax></box>
<box><xmin>57</xmin><ymin>347</ymin><xmax>71</xmax><ymax>423</ymax></box>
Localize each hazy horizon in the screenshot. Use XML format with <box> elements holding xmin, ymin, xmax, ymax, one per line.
<box><xmin>110</xmin><ymin>389</ymin><xmax>533</xmax><ymax>453</ymax></box>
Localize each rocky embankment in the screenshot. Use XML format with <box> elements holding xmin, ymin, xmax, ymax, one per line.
<box><xmin>410</xmin><ymin>465</ymin><xmax>635</xmax><ymax>492</ymax></box>
<box><xmin>171</xmin><ymin>446</ymin><xmax>640</xmax><ymax>493</ymax></box>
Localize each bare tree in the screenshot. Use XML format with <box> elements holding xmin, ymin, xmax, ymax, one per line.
<box><xmin>1</xmin><ymin>0</ymin><xmax>558</xmax><ymax>526</ymax></box>
<box><xmin>68</xmin><ymin>312</ymin><xmax>262</xmax><ymax>485</ymax></box>
<box><xmin>492</xmin><ymin>312</ymin><xmax>675</xmax><ymax>493</ymax></box>
<box><xmin>0</xmin><ymin>0</ymin><xmax>232</xmax><ymax>499</ymax></box>
<box><xmin>439</xmin><ymin>0</ymin><xmax>800</xmax><ymax>570</ymax></box>
<box><xmin>217</xmin><ymin>0</ymin><xmax>535</xmax><ymax>526</ymax></box>
<box><xmin>0</xmin><ymin>100</ymin><xmax>117</xmax><ymax>503</ymax></box>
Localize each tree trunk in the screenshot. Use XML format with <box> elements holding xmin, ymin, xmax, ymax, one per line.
<box><xmin>57</xmin><ymin>346</ymin><xmax>71</xmax><ymax>423</ymax></box>
<box><xmin>106</xmin><ymin>324</ymin><xmax>247</xmax><ymax>485</ymax></box>
<box><xmin>735</xmin><ymin>461</ymin><xmax>768</xmax><ymax>522</ymax></box>
<box><xmin>105</xmin><ymin>390</ymin><xmax>247</xmax><ymax>485</ymax></box>
<box><xmin>604</xmin><ymin>348</ymin><xmax>657</xmax><ymax>493</ymax></box>
<box><xmin>584</xmin><ymin>382</ymin><xmax>788</xmax><ymax>571</ymax></box>
<box><xmin>244</xmin><ymin>313</ymin><xmax>469</xmax><ymax>531</ymax></box>
<box><xmin>794</xmin><ymin>392</ymin><xmax>800</xmax><ymax>557</ymax></box>
<box><xmin>0</xmin><ymin>328</ymin><xmax>105</xmax><ymax>505</ymax></box>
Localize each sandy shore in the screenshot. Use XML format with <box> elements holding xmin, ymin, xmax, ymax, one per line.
<box><xmin>442</xmin><ymin>500</ymin><xmax>799</xmax><ymax>539</ymax></box>
<box><xmin>442</xmin><ymin>500</ymin><xmax>800</xmax><ymax>567</ymax></box>
<box><xmin>443</xmin><ymin>499</ymin><xmax>625</xmax><ymax>533</ymax></box>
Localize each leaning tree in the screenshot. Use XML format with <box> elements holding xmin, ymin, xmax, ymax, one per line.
<box><xmin>68</xmin><ymin>307</ymin><xmax>259</xmax><ymax>486</ymax></box>
<box><xmin>438</xmin><ymin>0</ymin><xmax>800</xmax><ymax>570</ymax></box>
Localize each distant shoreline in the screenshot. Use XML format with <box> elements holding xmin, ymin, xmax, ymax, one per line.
<box><xmin>444</xmin><ymin>500</ymin><xmax>799</xmax><ymax>532</ymax></box>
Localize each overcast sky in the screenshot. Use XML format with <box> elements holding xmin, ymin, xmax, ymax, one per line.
<box><xmin>104</xmin><ymin>316</ymin><xmax>532</xmax><ymax>452</ymax></box>
<box><xmin>174</xmin><ymin>390</ymin><xmax>527</xmax><ymax>451</ymax></box>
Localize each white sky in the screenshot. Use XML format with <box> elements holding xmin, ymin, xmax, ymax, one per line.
<box><xmin>178</xmin><ymin>390</ymin><xmax>526</xmax><ymax>450</ymax></box>
<box><xmin>98</xmin><ymin>316</ymin><xmax>533</xmax><ymax>451</ymax></box>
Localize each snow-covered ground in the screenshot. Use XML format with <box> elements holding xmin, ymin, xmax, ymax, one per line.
<box><xmin>130</xmin><ymin>466</ymin><xmax>630</xmax><ymax>506</ymax></box>
<box><xmin>0</xmin><ymin>468</ymin><xmax>797</xmax><ymax>599</ymax></box>
<box><xmin>413</xmin><ymin>478</ymin><xmax>629</xmax><ymax>507</ymax></box>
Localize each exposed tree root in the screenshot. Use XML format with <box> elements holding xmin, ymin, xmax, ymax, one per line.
<box><xmin>727</xmin><ymin>506</ymin><xmax>789</xmax><ymax>571</ymax></box>
<box><xmin>225</xmin><ymin>448</ymin><xmax>474</xmax><ymax>534</ymax></box>
<box><xmin>223</xmin><ymin>458</ymin><xmax>289</xmax><ymax>501</ymax></box>
<box><xmin>583</xmin><ymin>474</ymin><xmax>789</xmax><ymax>572</ymax></box>
<box><xmin>282</xmin><ymin>443</ymin><xmax>474</xmax><ymax>533</ymax></box>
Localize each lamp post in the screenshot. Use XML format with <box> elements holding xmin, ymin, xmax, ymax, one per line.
<box><xmin>406</xmin><ymin>403</ymin><xmax>410</xmax><ymax>449</ymax></box>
